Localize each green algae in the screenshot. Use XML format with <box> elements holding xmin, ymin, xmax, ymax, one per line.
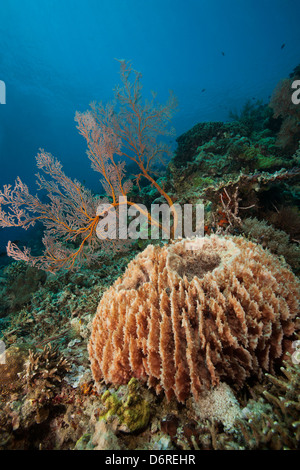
<box><xmin>100</xmin><ymin>378</ymin><xmax>150</xmax><ymax>433</ymax></box>
<box><xmin>255</xmin><ymin>154</ymin><xmax>285</xmax><ymax>169</ymax></box>
<box><xmin>74</xmin><ymin>433</ymin><xmax>93</xmax><ymax>450</ymax></box>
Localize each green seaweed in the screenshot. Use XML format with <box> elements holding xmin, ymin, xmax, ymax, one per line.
<box><xmin>100</xmin><ymin>378</ymin><xmax>150</xmax><ymax>433</ymax></box>
<box><xmin>255</xmin><ymin>154</ymin><xmax>285</xmax><ymax>169</ymax></box>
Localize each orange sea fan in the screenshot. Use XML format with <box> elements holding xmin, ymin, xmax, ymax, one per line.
<box><xmin>88</xmin><ymin>235</ymin><xmax>300</xmax><ymax>402</ymax></box>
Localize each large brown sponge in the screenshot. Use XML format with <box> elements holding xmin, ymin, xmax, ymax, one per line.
<box><xmin>88</xmin><ymin>235</ymin><xmax>300</xmax><ymax>402</ymax></box>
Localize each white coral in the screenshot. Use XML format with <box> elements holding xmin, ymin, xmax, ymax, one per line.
<box><xmin>191</xmin><ymin>382</ymin><xmax>242</xmax><ymax>432</ymax></box>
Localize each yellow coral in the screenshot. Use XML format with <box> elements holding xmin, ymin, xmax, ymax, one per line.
<box><xmin>99</xmin><ymin>379</ymin><xmax>150</xmax><ymax>432</ymax></box>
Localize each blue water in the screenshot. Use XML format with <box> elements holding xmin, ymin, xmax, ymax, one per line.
<box><xmin>0</xmin><ymin>0</ymin><xmax>300</xmax><ymax>249</ymax></box>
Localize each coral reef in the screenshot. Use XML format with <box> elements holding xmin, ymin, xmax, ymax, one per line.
<box><xmin>1</xmin><ymin>66</ymin><xmax>299</xmax><ymax>450</ymax></box>
<box><xmin>242</xmin><ymin>217</ymin><xmax>300</xmax><ymax>273</ymax></box>
<box><xmin>19</xmin><ymin>345</ymin><xmax>71</xmax><ymax>425</ymax></box>
<box><xmin>89</xmin><ymin>235</ymin><xmax>300</xmax><ymax>402</ymax></box>
<box><xmin>0</xmin><ymin>235</ymin><xmax>299</xmax><ymax>450</ymax></box>
<box><xmin>0</xmin><ymin>261</ymin><xmax>46</xmax><ymax>317</ymax></box>
<box><xmin>187</xmin><ymin>167</ymin><xmax>300</xmax><ymax>239</ymax></box>
<box><xmin>0</xmin><ymin>61</ymin><xmax>177</xmax><ymax>271</ymax></box>
<box><xmin>189</xmin><ymin>382</ymin><xmax>242</xmax><ymax>432</ymax></box>
<box><xmin>99</xmin><ymin>378</ymin><xmax>151</xmax><ymax>433</ymax></box>
<box><xmin>0</xmin><ymin>345</ymin><xmax>29</xmax><ymax>397</ymax></box>
<box><xmin>269</xmin><ymin>67</ymin><xmax>300</xmax><ymax>153</ymax></box>
<box><xmin>163</xmin><ymin>97</ymin><xmax>300</xmax><ymax>245</ymax></box>
<box><xmin>0</xmin><ymin>248</ymin><xmax>143</xmax><ymax>450</ymax></box>
<box><xmin>235</xmin><ymin>352</ymin><xmax>300</xmax><ymax>449</ymax></box>
<box><xmin>0</xmin><ymin>344</ymin><xmax>74</xmax><ymax>448</ymax></box>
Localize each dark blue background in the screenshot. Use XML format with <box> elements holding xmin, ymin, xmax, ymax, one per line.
<box><xmin>0</xmin><ymin>0</ymin><xmax>300</xmax><ymax>249</ymax></box>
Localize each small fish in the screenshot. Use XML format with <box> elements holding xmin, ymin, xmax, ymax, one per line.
<box><xmin>281</xmin><ymin>43</ymin><xmax>285</xmax><ymax>49</ymax></box>
<box><xmin>221</xmin><ymin>51</ymin><xmax>225</xmax><ymax>56</ymax></box>
<box><xmin>201</xmin><ymin>88</ymin><xmax>206</xmax><ymax>92</ymax></box>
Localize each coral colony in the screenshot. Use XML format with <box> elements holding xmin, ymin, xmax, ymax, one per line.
<box><xmin>0</xmin><ymin>61</ymin><xmax>177</xmax><ymax>271</ymax></box>
<box><xmin>89</xmin><ymin>236</ymin><xmax>299</xmax><ymax>402</ymax></box>
<box><xmin>0</xmin><ymin>60</ymin><xmax>299</xmax><ymax>451</ymax></box>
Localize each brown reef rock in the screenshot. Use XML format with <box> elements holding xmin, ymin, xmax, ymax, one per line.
<box><xmin>88</xmin><ymin>236</ymin><xmax>300</xmax><ymax>402</ymax></box>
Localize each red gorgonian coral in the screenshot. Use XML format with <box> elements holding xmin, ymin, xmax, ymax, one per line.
<box><xmin>0</xmin><ymin>60</ymin><xmax>177</xmax><ymax>272</ymax></box>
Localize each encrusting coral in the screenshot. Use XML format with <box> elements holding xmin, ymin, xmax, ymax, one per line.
<box><xmin>88</xmin><ymin>235</ymin><xmax>300</xmax><ymax>403</ymax></box>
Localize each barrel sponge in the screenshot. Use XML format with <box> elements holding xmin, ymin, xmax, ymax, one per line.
<box><xmin>88</xmin><ymin>235</ymin><xmax>300</xmax><ymax>403</ymax></box>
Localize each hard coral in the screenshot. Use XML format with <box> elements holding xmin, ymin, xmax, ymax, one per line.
<box><xmin>22</xmin><ymin>345</ymin><xmax>71</xmax><ymax>424</ymax></box>
<box><xmin>236</xmin><ymin>353</ymin><xmax>300</xmax><ymax>449</ymax></box>
<box><xmin>242</xmin><ymin>217</ymin><xmax>300</xmax><ymax>274</ymax></box>
<box><xmin>88</xmin><ymin>236</ymin><xmax>300</xmax><ymax>403</ymax></box>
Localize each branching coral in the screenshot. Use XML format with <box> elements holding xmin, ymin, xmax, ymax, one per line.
<box><xmin>88</xmin><ymin>235</ymin><xmax>300</xmax><ymax>403</ymax></box>
<box><xmin>236</xmin><ymin>353</ymin><xmax>300</xmax><ymax>449</ymax></box>
<box><xmin>0</xmin><ymin>60</ymin><xmax>177</xmax><ymax>272</ymax></box>
<box><xmin>22</xmin><ymin>345</ymin><xmax>71</xmax><ymax>423</ymax></box>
